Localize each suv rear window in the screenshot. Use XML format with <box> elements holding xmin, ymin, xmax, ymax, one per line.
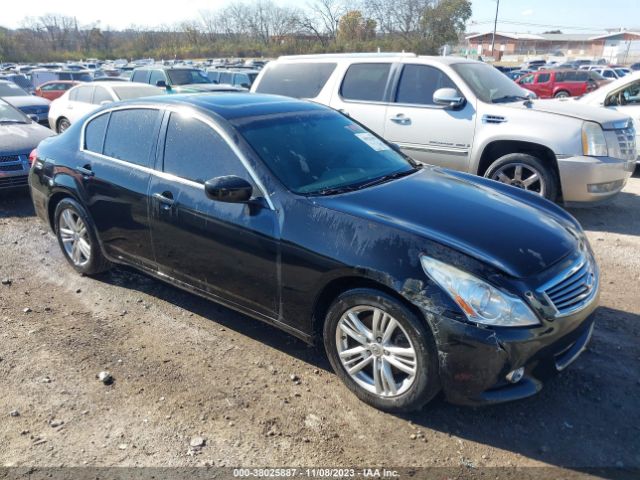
<box><xmin>341</xmin><ymin>63</ymin><xmax>391</xmax><ymax>102</ymax></box>
<box><xmin>255</xmin><ymin>62</ymin><xmax>337</xmax><ymax>98</ymax></box>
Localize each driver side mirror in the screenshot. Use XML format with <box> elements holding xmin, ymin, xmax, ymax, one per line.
<box><xmin>205</xmin><ymin>175</ymin><xmax>253</xmax><ymax>203</ymax></box>
<box><xmin>155</xmin><ymin>80</ymin><xmax>167</xmax><ymax>88</ymax></box>
<box><xmin>433</xmin><ymin>88</ymin><xmax>466</xmax><ymax>109</ymax></box>
<box><xmin>27</xmin><ymin>114</ymin><xmax>39</xmax><ymax>123</ymax></box>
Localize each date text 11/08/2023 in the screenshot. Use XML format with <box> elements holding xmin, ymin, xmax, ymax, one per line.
<box><xmin>233</xmin><ymin>468</ymin><xmax>400</xmax><ymax>478</ymax></box>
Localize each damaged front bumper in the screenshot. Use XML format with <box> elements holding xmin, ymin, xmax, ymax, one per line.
<box><xmin>422</xmin><ymin>295</ymin><xmax>598</xmax><ymax>406</ymax></box>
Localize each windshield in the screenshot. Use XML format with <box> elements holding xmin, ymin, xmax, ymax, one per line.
<box><xmin>113</xmin><ymin>85</ymin><xmax>165</xmax><ymax>100</ymax></box>
<box><xmin>0</xmin><ymin>101</ymin><xmax>27</xmax><ymax>123</ymax></box>
<box><xmin>167</xmin><ymin>69</ymin><xmax>211</xmax><ymax>85</ymax></box>
<box><xmin>451</xmin><ymin>62</ymin><xmax>531</xmax><ymax>103</ymax></box>
<box><xmin>233</xmin><ymin>109</ymin><xmax>416</xmax><ymax>195</ymax></box>
<box><xmin>0</xmin><ymin>82</ymin><xmax>28</xmax><ymax>97</ymax></box>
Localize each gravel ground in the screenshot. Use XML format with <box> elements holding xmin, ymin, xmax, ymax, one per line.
<box><xmin>0</xmin><ymin>171</ymin><xmax>639</xmax><ymax>476</ymax></box>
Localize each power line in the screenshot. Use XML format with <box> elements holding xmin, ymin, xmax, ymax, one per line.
<box><xmin>469</xmin><ymin>18</ymin><xmax>625</xmax><ymax>32</ymax></box>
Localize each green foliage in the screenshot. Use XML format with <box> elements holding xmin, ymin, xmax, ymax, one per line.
<box><xmin>0</xmin><ymin>1</ymin><xmax>472</xmax><ymax>62</ymax></box>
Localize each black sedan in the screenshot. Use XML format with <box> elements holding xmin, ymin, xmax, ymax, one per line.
<box><xmin>29</xmin><ymin>93</ymin><xmax>599</xmax><ymax>411</ymax></box>
<box><xmin>1</xmin><ymin>99</ymin><xmax>54</xmax><ymax>190</ymax></box>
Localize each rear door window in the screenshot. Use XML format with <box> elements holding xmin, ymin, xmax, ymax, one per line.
<box><xmin>254</xmin><ymin>62</ymin><xmax>337</xmax><ymax>98</ymax></box>
<box><xmin>536</xmin><ymin>73</ymin><xmax>551</xmax><ymax>83</ymax></box>
<box><xmin>219</xmin><ymin>72</ymin><xmax>233</xmax><ymax>84</ymax></box>
<box><xmin>162</xmin><ymin>113</ymin><xmax>247</xmax><ymax>183</ymax></box>
<box><xmin>394</xmin><ymin>64</ymin><xmax>456</xmax><ymax>105</ymax></box>
<box><xmin>92</xmin><ymin>86</ymin><xmax>113</xmax><ymax>105</ymax></box>
<box><xmin>75</xmin><ymin>86</ymin><xmax>95</xmax><ymax>103</ymax></box>
<box><xmin>341</xmin><ymin>63</ymin><xmax>391</xmax><ymax>102</ymax></box>
<box><xmin>103</xmin><ymin>109</ymin><xmax>161</xmax><ymax>167</ymax></box>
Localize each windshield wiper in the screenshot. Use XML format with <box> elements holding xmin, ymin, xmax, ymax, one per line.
<box><xmin>352</xmin><ymin>168</ymin><xmax>418</xmax><ymax>190</ymax></box>
<box><xmin>0</xmin><ymin>119</ymin><xmax>27</xmax><ymax>124</ymax></box>
<box><xmin>312</xmin><ymin>168</ymin><xmax>418</xmax><ymax>196</ymax></box>
<box><xmin>491</xmin><ymin>95</ymin><xmax>531</xmax><ymax>104</ymax></box>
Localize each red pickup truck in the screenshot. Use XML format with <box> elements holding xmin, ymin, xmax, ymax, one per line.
<box><xmin>516</xmin><ymin>69</ymin><xmax>600</xmax><ymax>98</ymax></box>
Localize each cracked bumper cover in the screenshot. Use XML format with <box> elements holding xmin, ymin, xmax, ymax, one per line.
<box><xmin>420</xmin><ymin>296</ymin><xmax>598</xmax><ymax>406</ymax></box>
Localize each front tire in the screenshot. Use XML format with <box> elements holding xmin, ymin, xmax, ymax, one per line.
<box><xmin>54</xmin><ymin>198</ymin><xmax>111</xmax><ymax>275</ymax></box>
<box><xmin>554</xmin><ymin>90</ymin><xmax>570</xmax><ymax>98</ymax></box>
<box><xmin>484</xmin><ymin>153</ymin><xmax>559</xmax><ymax>202</ymax></box>
<box><xmin>323</xmin><ymin>288</ymin><xmax>440</xmax><ymax>412</ymax></box>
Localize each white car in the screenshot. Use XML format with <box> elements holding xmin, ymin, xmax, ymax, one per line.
<box><xmin>48</xmin><ymin>82</ymin><xmax>164</xmax><ymax>133</ymax></box>
<box><xmin>579</xmin><ymin>71</ymin><xmax>640</xmax><ymax>162</ymax></box>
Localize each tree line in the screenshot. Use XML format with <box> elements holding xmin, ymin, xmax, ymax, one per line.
<box><xmin>0</xmin><ymin>0</ymin><xmax>471</xmax><ymax>62</ymax></box>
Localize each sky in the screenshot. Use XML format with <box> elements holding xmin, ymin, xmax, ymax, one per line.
<box><xmin>1</xmin><ymin>0</ymin><xmax>638</xmax><ymax>33</ymax></box>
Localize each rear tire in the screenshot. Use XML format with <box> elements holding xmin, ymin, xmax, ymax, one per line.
<box><xmin>554</xmin><ymin>90</ymin><xmax>570</xmax><ymax>98</ymax></box>
<box><xmin>484</xmin><ymin>153</ymin><xmax>559</xmax><ymax>202</ymax></box>
<box><xmin>54</xmin><ymin>198</ymin><xmax>111</xmax><ymax>275</ymax></box>
<box><xmin>57</xmin><ymin>117</ymin><xmax>71</xmax><ymax>134</ymax></box>
<box><xmin>323</xmin><ymin>288</ymin><xmax>440</xmax><ymax>412</ymax></box>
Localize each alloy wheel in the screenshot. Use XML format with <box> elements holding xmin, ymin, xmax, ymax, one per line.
<box><xmin>491</xmin><ymin>163</ymin><xmax>546</xmax><ymax>196</ymax></box>
<box><xmin>58</xmin><ymin>208</ymin><xmax>91</xmax><ymax>267</ymax></box>
<box><xmin>335</xmin><ymin>306</ymin><xmax>418</xmax><ymax>397</ymax></box>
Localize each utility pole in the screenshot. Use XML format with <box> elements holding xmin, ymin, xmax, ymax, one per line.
<box><xmin>490</xmin><ymin>0</ymin><xmax>500</xmax><ymax>55</ymax></box>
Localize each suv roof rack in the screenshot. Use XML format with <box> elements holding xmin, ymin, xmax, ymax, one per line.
<box><xmin>278</xmin><ymin>52</ymin><xmax>417</xmax><ymax>60</ymax></box>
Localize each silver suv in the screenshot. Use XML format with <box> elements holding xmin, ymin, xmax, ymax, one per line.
<box><xmin>252</xmin><ymin>53</ymin><xmax>636</xmax><ymax>204</ymax></box>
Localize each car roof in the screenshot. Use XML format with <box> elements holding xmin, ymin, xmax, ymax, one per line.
<box><xmin>133</xmin><ymin>66</ymin><xmax>202</xmax><ymax>70</ymax></box>
<box><xmin>274</xmin><ymin>53</ymin><xmax>478</xmax><ymax>66</ymax></box>
<box><xmin>118</xmin><ymin>93</ymin><xmax>325</xmax><ymax>121</ymax></box>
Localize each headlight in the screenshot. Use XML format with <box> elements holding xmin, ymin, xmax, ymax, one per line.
<box><xmin>420</xmin><ymin>256</ymin><xmax>540</xmax><ymax>327</ymax></box>
<box><xmin>582</xmin><ymin>121</ymin><xmax>608</xmax><ymax>157</ymax></box>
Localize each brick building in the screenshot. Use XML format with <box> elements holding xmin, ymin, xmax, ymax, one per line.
<box><xmin>465</xmin><ymin>31</ymin><xmax>640</xmax><ymax>63</ymax></box>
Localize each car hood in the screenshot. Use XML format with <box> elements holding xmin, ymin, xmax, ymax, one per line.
<box><xmin>0</xmin><ymin>122</ymin><xmax>55</xmax><ymax>153</ymax></box>
<box><xmin>3</xmin><ymin>95</ymin><xmax>51</xmax><ymax>108</ymax></box>
<box><xmin>504</xmin><ymin>98</ymin><xmax>630</xmax><ymax>127</ymax></box>
<box><xmin>314</xmin><ymin>168</ymin><xmax>578</xmax><ymax>279</ymax></box>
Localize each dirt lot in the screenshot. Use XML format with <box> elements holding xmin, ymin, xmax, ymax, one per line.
<box><xmin>1</xmin><ymin>171</ymin><xmax>639</xmax><ymax>476</ymax></box>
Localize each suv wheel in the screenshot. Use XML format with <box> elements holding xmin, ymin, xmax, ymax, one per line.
<box><xmin>554</xmin><ymin>90</ymin><xmax>570</xmax><ymax>98</ymax></box>
<box><xmin>54</xmin><ymin>198</ymin><xmax>111</xmax><ymax>275</ymax></box>
<box><xmin>485</xmin><ymin>153</ymin><xmax>558</xmax><ymax>202</ymax></box>
<box><xmin>323</xmin><ymin>288</ymin><xmax>440</xmax><ymax>412</ymax></box>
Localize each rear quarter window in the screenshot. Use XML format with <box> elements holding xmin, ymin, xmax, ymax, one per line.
<box><xmin>254</xmin><ymin>62</ymin><xmax>337</xmax><ymax>99</ymax></box>
<box><xmin>84</xmin><ymin>113</ymin><xmax>110</xmax><ymax>153</ymax></box>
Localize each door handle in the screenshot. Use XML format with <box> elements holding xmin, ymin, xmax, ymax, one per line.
<box><xmin>77</xmin><ymin>165</ymin><xmax>94</xmax><ymax>177</ymax></box>
<box><xmin>152</xmin><ymin>192</ymin><xmax>175</xmax><ymax>210</ymax></box>
<box><xmin>390</xmin><ymin>114</ymin><xmax>411</xmax><ymax>125</ymax></box>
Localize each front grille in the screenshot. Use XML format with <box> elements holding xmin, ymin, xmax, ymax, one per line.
<box><xmin>0</xmin><ymin>164</ymin><xmax>24</xmax><ymax>171</ymax></box>
<box><xmin>0</xmin><ymin>155</ymin><xmax>20</xmax><ymax>163</ymax></box>
<box><xmin>543</xmin><ymin>255</ymin><xmax>598</xmax><ymax>316</ymax></box>
<box><xmin>615</xmin><ymin>126</ymin><xmax>636</xmax><ymax>162</ymax></box>
<box><xmin>0</xmin><ymin>175</ymin><xmax>29</xmax><ymax>188</ymax></box>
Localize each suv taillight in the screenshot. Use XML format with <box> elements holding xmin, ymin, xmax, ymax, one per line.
<box><xmin>28</xmin><ymin>148</ymin><xmax>37</xmax><ymax>166</ymax></box>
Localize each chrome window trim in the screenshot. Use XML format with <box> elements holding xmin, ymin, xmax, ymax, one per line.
<box><xmin>79</xmin><ymin>104</ymin><xmax>275</xmax><ymax>210</ymax></box>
